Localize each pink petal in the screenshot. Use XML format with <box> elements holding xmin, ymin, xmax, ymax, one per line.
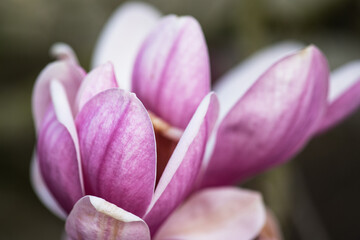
<box><xmin>202</xmin><ymin>46</ymin><xmax>329</xmax><ymax>187</ymax></box>
<box><xmin>144</xmin><ymin>93</ymin><xmax>219</xmax><ymax>234</ymax></box>
<box><xmin>92</xmin><ymin>2</ymin><xmax>161</xmax><ymax>91</ymax></box>
<box><xmin>132</xmin><ymin>15</ymin><xmax>211</xmax><ymax>129</ymax></box>
<box><xmin>36</xmin><ymin>80</ymin><xmax>85</xmax><ymax>214</ymax></box>
<box><xmin>214</xmin><ymin>41</ymin><xmax>304</xmax><ymax>120</ymax></box>
<box><xmin>317</xmin><ymin>60</ymin><xmax>360</xmax><ymax>133</ymax></box>
<box><xmin>76</xmin><ymin>89</ymin><xmax>156</xmax><ymax>217</ymax></box>
<box><xmin>75</xmin><ymin>62</ymin><xmax>118</xmax><ymax>114</ymax></box>
<box><xmin>66</xmin><ymin>196</ymin><xmax>151</xmax><ymax>240</ymax></box>
<box><xmin>154</xmin><ymin>187</ymin><xmax>266</xmax><ymax>240</ymax></box>
<box><xmin>32</xmin><ymin>61</ymin><xmax>85</xmax><ymax>132</ymax></box>
<box><xmin>30</xmin><ymin>152</ymin><xmax>66</xmax><ymax>219</ymax></box>
<box><xmin>50</xmin><ymin>42</ymin><xmax>79</xmax><ymax>64</ymax></box>
<box><xmin>37</xmin><ymin>106</ymin><xmax>83</xmax><ymax>214</ymax></box>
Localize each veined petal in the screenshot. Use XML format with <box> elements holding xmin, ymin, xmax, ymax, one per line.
<box><xmin>132</xmin><ymin>15</ymin><xmax>211</xmax><ymax>129</ymax></box>
<box><xmin>154</xmin><ymin>187</ymin><xmax>266</xmax><ymax>240</ymax></box>
<box><xmin>30</xmin><ymin>152</ymin><xmax>67</xmax><ymax>219</ymax></box>
<box><xmin>214</xmin><ymin>41</ymin><xmax>304</xmax><ymax>120</ymax></box>
<box><xmin>91</xmin><ymin>2</ymin><xmax>161</xmax><ymax>91</ymax></box>
<box><xmin>144</xmin><ymin>93</ymin><xmax>219</xmax><ymax>234</ymax></box>
<box><xmin>37</xmin><ymin>106</ymin><xmax>83</xmax><ymax>214</ymax></box>
<box><xmin>66</xmin><ymin>196</ymin><xmax>151</xmax><ymax>240</ymax></box>
<box><xmin>37</xmin><ymin>80</ymin><xmax>84</xmax><ymax>214</ymax></box>
<box><xmin>75</xmin><ymin>62</ymin><xmax>118</xmax><ymax>114</ymax></box>
<box><xmin>202</xmin><ymin>46</ymin><xmax>329</xmax><ymax>187</ymax></box>
<box><xmin>32</xmin><ymin>61</ymin><xmax>85</xmax><ymax>132</ymax></box>
<box><xmin>76</xmin><ymin>89</ymin><xmax>156</xmax><ymax>217</ymax></box>
<box><xmin>317</xmin><ymin>60</ymin><xmax>360</xmax><ymax>132</ymax></box>
<box><xmin>50</xmin><ymin>42</ymin><xmax>79</xmax><ymax>64</ymax></box>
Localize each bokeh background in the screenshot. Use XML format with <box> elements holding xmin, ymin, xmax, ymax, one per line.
<box><xmin>0</xmin><ymin>0</ymin><xmax>359</xmax><ymax>239</ymax></box>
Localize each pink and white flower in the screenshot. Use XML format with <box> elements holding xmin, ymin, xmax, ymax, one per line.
<box><xmin>31</xmin><ymin>2</ymin><xmax>360</xmax><ymax>239</ymax></box>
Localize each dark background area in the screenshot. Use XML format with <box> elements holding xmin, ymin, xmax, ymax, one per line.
<box><xmin>0</xmin><ymin>0</ymin><xmax>359</xmax><ymax>239</ymax></box>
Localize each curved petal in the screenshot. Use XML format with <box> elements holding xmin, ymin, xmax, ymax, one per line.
<box><xmin>144</xmin><ymin>93</ymin><xmax>219</xmax><ymax>234</ymax></box>
<box><xmin>76</xmin><ymin>89</ymin><xmax>156</xmax><ymax>217</ymax></box>
<box><xmin>154</xmin><ymin>187</ymin><xmax>266</xmax><ymax>240</ymax></box>
<box><xmin>132</xmin><ymin>15</ymin><xmax>211</xmax><ymax>129</ymax></box>
<box><xmin>214</xmin><ymin>41</ymin><xmax>304</xmax><ymax>120</ymax></box>
<box><xmin>30</xmin><ymin>152</ymin><xmax>67</xmax><ymax>219</ymax></box>
<box><xmin>91</xmin><ymin>2</ymin><xmax>161</xmax><ymax>91</ymax></box>
<box><xmin>202</xmin><ymin>46</ymin><xmax>329</xmax><ymax>187</ymax></box>
<box><xmin>317</xmin><ymin>60</ymin><xmax>360</xmax><ymax>133</ymax></box>
<box><xmin>75</xmin><ymin>62</ymin><xmax>118</xmax><ymax>114</ymax></box>
<box><xmin>37</xmin><ymin>106</ymin><xmax>83</xmax><ymax>214</ymax></box>
<box><xmin>32</xmin><ymin>61</ymin><xmax>85</xmax><ymax>132</ymax></box>
<box><xmin>66</xmin><ymin>196</ymin><xmax>151</xmax><ymax>240</ymax></box>
<box><xmin>50</xmin><ymin>42</ymin><xmax>79</xmax><ymax>64</ymax></box>
<box><xmin>50</xmin><ymin>80</ymin><xmax>84</xmax><ymax>192</ymax></box>
<box><xmin>37</xmin><ymin>80</ymin><xmax>85</xmax><ymax>214</ymax></box>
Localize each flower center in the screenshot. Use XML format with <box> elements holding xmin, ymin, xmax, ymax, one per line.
<box><xmin>149</xmin><ymin>112</ymin><xmax>183</xmax><ymax>184</ymax></box>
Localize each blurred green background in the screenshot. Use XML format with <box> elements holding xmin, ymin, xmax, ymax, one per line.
<box><xmin>0</xmin><ymin>0</ymin><xmax>359</xmax><ymax>239</ymax></box>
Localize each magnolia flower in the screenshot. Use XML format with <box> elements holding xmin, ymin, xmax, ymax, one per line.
<box><xmin>31</xmin><ymin>1</ymin><xmax>360</xmax><ymax>239</ymax></box>
<box><xmin>30</xmin><ymin>51</ymin><xmax>269</xmax><ymax>239</ymax></box>
<box><xmin>31</xmin><ymin>17</ymin><xmax>271</xmax><ymax>240</ymax></box>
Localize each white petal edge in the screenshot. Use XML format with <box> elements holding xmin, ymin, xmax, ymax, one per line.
<box><xmin>50</xmin><ymin>80</ymin><xmax>84</xmax><ymax>194</ymax></box>
<box><xmin>328</xmin><ymin>60</ymin><xmax>360</xmax><ymax>102</ymax></box>
<box><xmin>91</xmin><ymin>2</ymin><xmax>161</xmax><ymax>91</ymax></box>
<box><xmin>214</xmin><ymin>41</ymin><xmax>304</xmax><ymax>120</ymax></box>
<box><xmin>66</xmin><ymin>196</ymin><xmax>151</xmax><ymax>240</ymax></box>
<box><xmin>30</xmin><ymin>152</ymin><xmax>66</xmax><ymax>219</ymax></box>
<box><xmin>146</xmin><ymin>93</ymin><xmax>216</xmax><ymax>213</ymax></box>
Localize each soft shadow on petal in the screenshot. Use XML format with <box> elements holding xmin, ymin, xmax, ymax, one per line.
<box><xmin>92</xmin><ymin>2</ymin><xmax>161</xmax><ymax>91</ymax></box>
<box><xmin>30</xmin><ymin>152</ymin><xmax>67</xmax><ymax>219</ymax></box>
<box><xmin>76</xmin><ymin>89</ymin><xmax>156</xmax><ymax>217</ymax></box>
<box><xmin>202</xmin><ymin>46</ymin><xmax>329</xmax><ymax>187</ymax></box>
<box><xmin>132</xmin><ymin>15</ymin><xmax>211</xmax><ymax>129</ymax></box>
<box><xmin>214</xmin><ymin>41</ymin><xmax>304</xmax><ymax>120</ymax></box>
<box><xmin>37</xmin><ymin>106</ymin><xmax>83</xmax><ymax>214</ymax></box>
<box><xmin>75</xmin><ymin>62</ymin><xmax>118</xmax><ymax>114</ymax></box>
<box><xmin>144</xmin><ymin>93</ymin><xmax>219</xmax><ymax>234</ymax></box>
<box><xmin>32</xmin><ymin>61</ymin><xmax>85</xmax><ymax>132</ymax></box>
<box><xmin>66</xmin><ymin>196</ymin><xmax>151</xmax><ymax>240</ymax></box>
<box><xmin>317</xmin><ymin>60</ymin><xmax>360</xmax><ymax>133</ymax></box>
<box><xmin>154</xmin><ymin>187</ymin><xmax>265</xmax><ymax>240</ymax></box>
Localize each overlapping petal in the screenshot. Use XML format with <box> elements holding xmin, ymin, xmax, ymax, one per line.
<box><xmin>214</xmin><ymin>41</ymin><xmax>304</xmax><ymax>120</ymax></box>
<box><xmin>132</xmin><ymin>15</ymin><xmax>211</xmax><ymax>129</ymax></box>
<box><xmin>317</xmin><ymin>60</ymin><xmax>360</xmax><ymax>132</ymax></box>
<box><xmin>144</xmin><ymin>93</ymin><xmax>219</xmax><ymax>234</ymax></box>
<box><xmin>37</xmin><ymin>80</ymin><xmax>84</xmax><ymax>214</ymax></box>
<box><xmin>75</xmin><ymin>62</ymin><xmax>118</xmax><ymax>114</ymax></box>
<box><xmin>66</xmin><ymin>196</ymin><xmax>151</xmax><ymax>240</ymax></box>
<box><xmin>32</xmin><ymin>60</ymin><xmax>85</xmax><ymax>131</ymax></box>
<box><xmin>154</xmin><ymin>187</ymin><xmax>265</xmax><ymax>240</ymax></box>
<box><xmin>76</xmin><ymin>89</ymin><xmax>156</xmax><ymax>217</ymax></box>
<box><xmin>202</xmin><ymin>46</ymin><xmax>329</xmax><ymax>186</ymax></box>
<box><xmin>92</xmin><ymin>2</ymin><xmax>161</xmax><ymax>91</ymax></box>
<box><xmin>30</xmin><ymin>154</ymin><xmax>67</xmax><ymax>219</ymax></box>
